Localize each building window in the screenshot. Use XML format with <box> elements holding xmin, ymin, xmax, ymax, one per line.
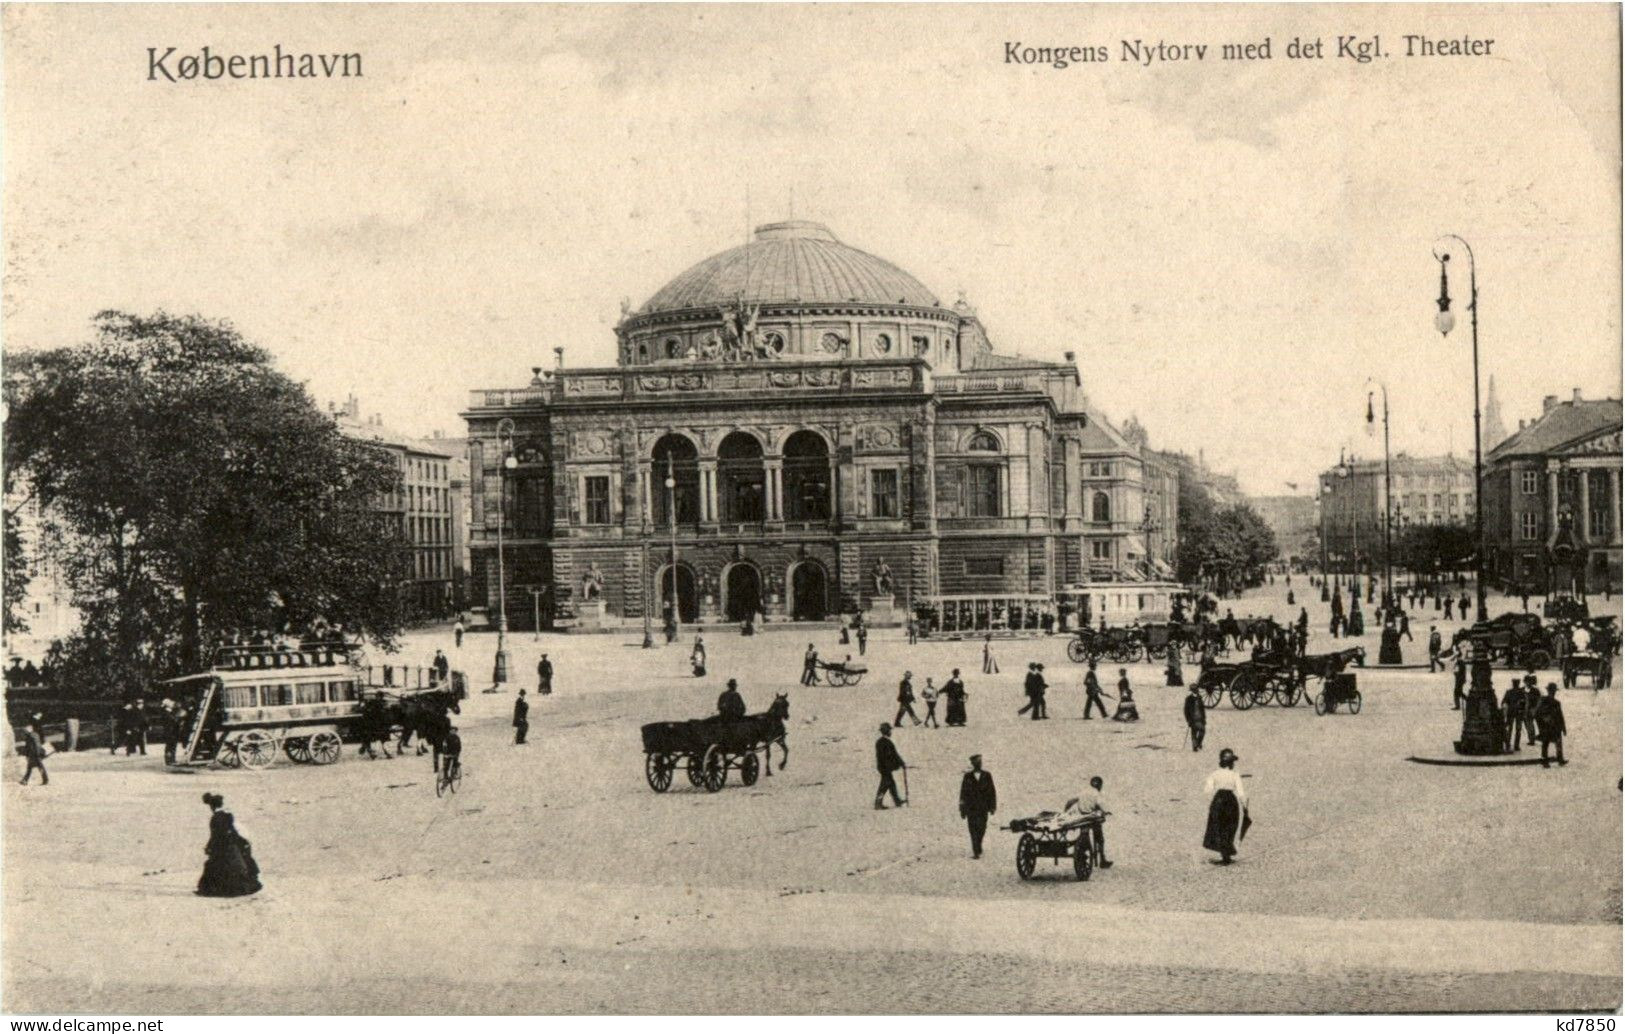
<box><xmin>1092</xmin><ymin>491</ymin><xmax>1111</xmax><ymax>523</ymax></box>
<box><xmin>1091</xmin><ymin>540</ymin><xmax>1112</xmax><ymax>560</ymax></box>
<box><xmin>967</xmin><ymin>466</ymin><xmax>1001</xmax><ymax>517</ymax></box>
<box><xmin>1520</xmin><ymin>513</ymin><xmax>1538</xmax><ymax>541</ymax></box>
<box><xmin>1433</xmin><ymin>493</ymin><xmax>1442</xmax><ymax>508</ymax></box>
<box><xmin>965</xmin><ymin>557</ymin><xmax>1004</xmax><ymax>577</ymax></box>
<box><xmin>967</xmin><ymin>430</ymin><xmax>1000</xmax><ymax>452</ymax></box>
<box><xmin>1521</xmin><ymin>470</ymin><xmax>1539</xmax><ymax>495</ymax></box>
<box><xmin>870</xmin><ymin>468</ymin><xmax>899</xmax><ymax>519</ymax></box>
<box><xmin>584</xmin><ymin>476</ymin><xmax>611</xmax><ymax>525</ymax></box>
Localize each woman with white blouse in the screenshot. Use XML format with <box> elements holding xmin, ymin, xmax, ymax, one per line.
<box><xmin>1202</xmin><ymin>748</ymin><xmax>1247</xmax><ymax>865</ymax></box>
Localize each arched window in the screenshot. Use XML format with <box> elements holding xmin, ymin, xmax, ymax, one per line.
<box><xmin>967</xmin><ymin>430</ymin><xmax>1001</xmax><ymax>452</ymax></box>
<box><xmin>1092</xmin><ymin>491</ymin><xmax>1111</xmax><ymax>524</ymax></box>
<box><xmin>783</xmin><ymin>430</ymin><xmax>830</xmax><ymax>521</ymax></box>
<box><xmin>652</xmin><ymin>434</ymin><xmax>700</xmax><ymax>525</ymax></box>
<box><xmin>664</xmin><ymin>338</ymin><xmax>680</xmax><ymax>360</ymax></box>
<box><xmin>717</xmin><ymin>431</ymin><xmax>765</xmax><ymax>523</ymax></box>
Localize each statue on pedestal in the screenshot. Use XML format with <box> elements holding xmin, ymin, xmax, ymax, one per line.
<box><xmin>873</xmin><ymin>558</ymin><xmax>895</xmax><ymax>599</ymax></box>
<box><xmin>581</xmin><ymin>563</ymin><xmax>604</xmax><ymax>602</ymax></box>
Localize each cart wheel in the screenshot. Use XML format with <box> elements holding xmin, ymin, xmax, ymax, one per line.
<box><xmin>1016</xmin><ymin>834</ymin><xmax>1038</xmax><ymax>880</ymax></box>
<box><xmin>1200</xmin><ymin>684</ymin><xmax>1223</xmax><ymax>709</ymax></box>
<box><xmin>1313</xmin><ymin>691</ymin><xmax>1329</xmax><ymax>716</ymax></box>
<box><xmin>238</xmin><ymin>730</ymin><xmax>277</xmax><ymax>770</ymax></box>
<box><xmin>284</xmin><ymin>737</ymin><xmax>312</xmax><ymax>763</ymax></box>
<box><xmin>1229</xmin><ymin>675</ymin><xmax>1255</xmax><ymax>711</ymax></box>
<box><xmin>309</xmin><ymin>730</ymin><xmax>342</xmax><ymax>765</ymax></box>
<box><xmin>215</xmin><ymin>740</ymin><xmax>241</xmax><ymax>768</ymax></box>
<box><xmin>701</xmin><ymin>744</ymin><xmax>728</xmax><ymax>792</ymax></box>
<box><xmin>740</xmin><ymin>751</ymin><xmax>760</xmax><ymax>787</ymax></box>
<box><xmin>646</xmin><ymin>752</ymin><xmax>674</xmax><ymax>792</ymax></box>
<box><xmin>686</xmin><ymin>754</ymin><xmax>706</xmax><ymax>786</ymax></box>
<box><xmin>1347</xmin><ymin>691</ymin><xmax>1363</xmax><ymax>715</ymax></box>
<box><xmin>1067</xmin><ymin>640</ymin><xmax>1088</xmax><ymax>663</ymax></box>
<box><xmin>1073</xmin><ymin>840</ymin><xmax>1094</xmax><ymax>881</ymax></box>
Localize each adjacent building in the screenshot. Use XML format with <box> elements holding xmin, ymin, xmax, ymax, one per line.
<box><xmin>1318</xmin><ymin>453</ymin><xmax>1476</xmax><ymax>575</ymax></box>
<box><xmin>333</xmin><ymin>397</ymin><xmax>458</xmax><ymax>617</ymax></box>
<box><xmin>461</xmin><ymin>220</ymin><xmax>1179</xmax><ymax>630</ymax></box>
<box><xmin>1483</xmin><ymin>389</ymin><xmax>1621</xmax><ymax>594</ymax></box>
<box><xmin>1250</xmin><ymin>495</ymin><xmax>1319</xmax><ymax>564</ymax></box>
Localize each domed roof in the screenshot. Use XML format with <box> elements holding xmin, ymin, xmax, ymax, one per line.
<box><xmin>638</xmin><ymin>221</ymin><xmax>941</xmax><ymax>315</ymax></box>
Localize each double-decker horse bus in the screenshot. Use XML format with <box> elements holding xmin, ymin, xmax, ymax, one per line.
<box><xmin>161</xmin><ymin>643</ymin><xmax>464</xmax><ymax>770</ymax></box>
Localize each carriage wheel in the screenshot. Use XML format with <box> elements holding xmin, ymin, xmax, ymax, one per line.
<box><xmin>309</xmin><ymin>730</ymin><xmax>343</xmax><ymax>765</ymax></box>
<box><xmin>1067</xmin><ymin>640</ymin><xmax>1088</xmax><ymax>663</ymax></box>
<box><xmin>686</xmin><ymin>754</ymin><xmax>706</xmax><ymax>786</ymax></box>
<box><xmin>215</xmin><ymin>740</ymin><xmax>241</xmax><ymax>768</ymax></box>
<box><xmin>850</xmin><ymin>672</ymin><xmax>864</xmax><ymax>686</ymax></box>
<box><xmin>1313</xmin><ymin>691</ymin><xmax>1329</xmax><ymax>716</ymax></box>
<box><xmin>1016</xmin><ymin>834</ymin><xmax>1038</xmax><ymax>880</ymax></box>
<box><xmin>701</xmin><ymin>745</ymin><xmax>728</xmax><ymax>792</ymax></box>
<box><xmin>1347</xmin><ymin>691</ymin><xmax>1363</xmax><ymax>715</ymax></box>
<box><xmin>1145</xmin><ymin>644</ymin><xmax>1165</xmax><ymax>661</ymax></box>
<box><xmin>1200</xmin><ymin>683</ymin><xmax>1223</xmax><ymax>709</ymax></box>
<box><xmin>1526</xmin><ymin>649</ymin><xmax>1552</xmax><ymax>671</ymax></box>
<box><xmin>1273</xmin><ymin>679</ymin><xmax>1299</xmax><ymax>707</ymax></box>
<box><xmin>1229</xmin><ymin>675</ymin><xmax>1256</xmax><ymax>710</ymax></box>
<box><xmin>284</xmin><ymin>737</ymin><xmax>312</xmax><ymax>764</ymax></box>
<box><xmin>740</xmin><ymin>752</ymin><xmax>760</xmax><ymax>787</ymax></box>
<box><xmin>1073</xmin><ymin>839</ymin><xmax>1094</xmax><ymax>881</ymax></box>
<box><xmin>238</xmin><ymin>730</ymin><xmax>277</xmax><ymax>770</ymax></box>
<box><xmin>645</xmin><ymin>752</ymin><xmax>674</xmax><ymax>792</ymax></box>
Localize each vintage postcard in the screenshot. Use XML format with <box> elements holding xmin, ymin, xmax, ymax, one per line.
<box><xmin>2</xmin><ymin>2</ymin><xmax>1620</xmax><ymax>1019</ymax></box>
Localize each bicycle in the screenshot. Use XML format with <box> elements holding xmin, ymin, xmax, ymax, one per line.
<box><xmin>435</xmin><ymin>758</ymin><xmax>464</xmax><ymax>797</ymax></box>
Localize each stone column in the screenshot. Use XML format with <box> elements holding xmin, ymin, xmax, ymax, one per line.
<box><xmin>1611</xmin><ymin>468</ymin><xmax>1621</xmax><ymax>545</ymax></box>
<box><xmin>1579</xmin><ymin>468</ymin><xmax>1592</xmax><ymax>542</ymax></box>
<box><xmin>1548</xmin><ymin>468</ymin><xmax>1560</xmax><ymax>542</ymax></box>
<box><xmin>639</xmin><ymin>462</ymin><xmax>652</xmax><ymax>530</ymax></box>
<box><xmin>764</xmin><ymin>459</ymin><xmax>784</xmax><ymax>521</ymax></box>
<box><xmin>699</xmin><ymin>462</ymin><xmax>718</xmax><ymax>523</ymax></box>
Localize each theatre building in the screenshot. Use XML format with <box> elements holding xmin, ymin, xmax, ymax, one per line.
<box><xmin>462</xmin><ymin>221</ymin><xmax>1178</xmax><ymax>630</ymax></box>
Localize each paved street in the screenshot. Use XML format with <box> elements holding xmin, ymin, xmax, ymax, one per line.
<box><xmin>4</xmin><ymin>583</ymin><xmax>1620</xmax><ymax>1013</ymax></box>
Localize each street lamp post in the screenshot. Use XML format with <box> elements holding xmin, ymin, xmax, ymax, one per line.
<box><xmin>1318</xmin><ymin>483</ymin><xmax>1331</xmax><ymax>602</ymax></box>
<box><xmin>665</xmin><ymin>456</ymin><xmax>679</xmax><ymax>643</ymax></box>
<box><xmin>1433</xmin><ymin>235</ymin><xmax>1488</xmax><ymax>625</ymax></box>
<box><xmin>528</xmin><ymin>587</ymin><xmax>545</xmax><ymax>642</ymax></box>
<box><xmin>492</xmin><ymin>423</ymin><xmax>516</xmax><ymax>685</ymax></box>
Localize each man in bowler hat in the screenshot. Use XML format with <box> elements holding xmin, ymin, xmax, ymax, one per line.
<box><xmin>958</xmin><ymin>754</ymin><xmax>997</xmax><ymax>858</ymax></box>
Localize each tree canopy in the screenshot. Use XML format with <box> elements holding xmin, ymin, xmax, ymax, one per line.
<box><xmin>4</xmin><ymin>311</ymin><xmax>408</xmax><ymax>695</ymax></box>
<box><xmin>1166</xmin><ymin>456</ymin><xmax>1279</xmax><ymax>594</ymax></box>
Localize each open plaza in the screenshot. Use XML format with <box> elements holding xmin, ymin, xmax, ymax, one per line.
<box><xmin>4</xmin><ymin>582</ymin><xmax>1619</xmax><ymax>1014</ymax></box>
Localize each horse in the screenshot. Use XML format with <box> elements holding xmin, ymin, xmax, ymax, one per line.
<box><xmin>1296</xmin><ymin>646</ymin><xmax>1366</xmax><ymax>684</ymax></box>
<box><xmin>753</xmin><ymin>693</ymin><xmax>790</xmax><ymax>776</ymax></box>
<box><xmin>355</xmin><ymin>696</ymin><xmax>394</xmax><ymax>759</ymax></box>
<box><xmin>392</xmin><ymin>688</ymin><xmax>461</xmax><ymax>772</ymax></box>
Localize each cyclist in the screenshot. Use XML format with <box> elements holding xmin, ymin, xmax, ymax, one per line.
<box><xmin>440</xmin><ymin>723</ymin><xmax>463</xmax><ymax>785</ymax></box>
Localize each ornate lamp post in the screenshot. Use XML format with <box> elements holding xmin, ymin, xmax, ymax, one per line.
<box><xmin>1318</xmin><ymin>487</ymin><xmax>1330</xmax><ymax>602</ymax></box>
<box><xmin>666</xmin><ymin>456</ymin><xmax>680</xmax><ymax>642</ymax></box>
<box><xmin>492</xmin><ymin>420</ymin><xmax>515</xmax><ymax>685</ymax></box>
<box><xmin>1432</xmin><ymin>235</ymin><xmax>1489</xmax><ymax>624</ymax></box>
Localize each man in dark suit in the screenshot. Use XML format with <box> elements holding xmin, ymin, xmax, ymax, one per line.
<box><xmin>537</xmin><ymin>654</ymin><xmax>553</xmax><ymax>696</ymax></box>
<box><xmin>717</xmin><ymin>679</ymin><xmax>746</xmax><ymax>720</ymax></box>
<box><xmin>512</xmin><ymin>688</ymin><xmax>529</xmax><ymax>745</ymax></box>
<box><xmin>873</xmin><ymin>723</ymin><xmax>906</xmax><ymax>810</ymax></box>
<box><xmin>958</xmin><ymin>754</ymin><xmax>997</xmax><ymax>858</ymax></box>
<box><xmin>1183</xmin><ymin>684</ymin><xmax>1206</xmax><ymax>751</ymax></box>
<box><xmin>1534</xmin><ymin>684</ymin><xmax>1567</xmax><ymax>768</ymax></box>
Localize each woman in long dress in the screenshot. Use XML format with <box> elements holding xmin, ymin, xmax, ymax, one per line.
<box><xmin>1202</xmin><ymin>749</ymin><xmax>1246</xmax><ymax>865</ymax></box>
<box><xmin>1165</xmin><ymin>649</ymin><xmax>1184</xmax><ymax>687</ymax></box>
<box><xmin>196</xmin><ymin>792</ymin><xmax>261</xmax><ymax>897</ymax></box>
<box><xmin>941</xmin><ymin>670</ymin><xmax>968</xmax><ymax>727</ymax></box>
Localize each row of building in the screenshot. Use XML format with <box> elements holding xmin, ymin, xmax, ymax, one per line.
<box><xmin>1317</xmin><ymin>389</ymin><xmax>1622</xmax><ymax>594</ymax></box>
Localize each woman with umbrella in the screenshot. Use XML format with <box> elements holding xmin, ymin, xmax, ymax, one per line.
<box><xmin>1202</xmin><ymin>748</ymin><xmax>1248</xmax><ymax>865</ymax></box>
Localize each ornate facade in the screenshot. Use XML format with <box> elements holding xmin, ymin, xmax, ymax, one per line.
<box><xmin>462</xmin><ymin>221</ymin><xmax>1177</xmax><ymax>629</ymax></box>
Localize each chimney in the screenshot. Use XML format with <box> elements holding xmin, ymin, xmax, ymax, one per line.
<box><xmin>1572</xmin><ymin>387</ymin><xmax>1583</xmax><ymax>403</ymax></box>
<box><xmin>1518</xmin><ymin>419</ymin><xmax>1527</xmax><ymax>430</ymax></box>
<box><xmin>554</xmin><ymin>346</ymin><xmax>565</xmax><ymax>371</ymax></box>
<box><xmin>1543</xmin><ymin>395</ymin><xmax>1558</xmax><ymax>412</ymax></box>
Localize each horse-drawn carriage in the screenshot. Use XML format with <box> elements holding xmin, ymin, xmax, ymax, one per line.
<box><xmin>641</xmin><ymin>695</ymin><xmax>789</xmax><ymax>793</ymax></box>
<box><xmin>815</xmin><ymin>659</ymin><xmax>868</xmax><ymax>687</ymax></box>
<box><xmin>1066</xmin><ymin>626</ymin><xmax>1144</xmax><ymax>664</ymax></box>
<box><xmin>1006</xmin><ymin>811</ymin><xmax>1109</xmax><ymax>881</ymax></box>
<box><xmin>162</xmin><ymin>644</ymin><xmax>463</xmax><ymax>770</ymax></box>
<box><xmin>1455</xmin><ymin>614</ymin><xmax>1557</xmax><ymax>670</ymax></box>
<box><xmin>1194</xmin><ymin>655</ymin><xmax>1299</xmax><ymax>710</ymax></box>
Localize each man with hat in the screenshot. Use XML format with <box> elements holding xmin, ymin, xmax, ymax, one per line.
<box><xmin>894</xmin><ymin>672</ymin><xmax>920</xmax><ymax>727</ymax></box>
<box><xmin>1083</xmin><ymin>661</ymin><xmax>1108</xmax><ymax>720</ymax></box>
<box><xmin>958</xmin><ymin>754</ymin><xmax>997</xmax><ymax>858</ymax></box>
<box><xmin>536</xmin><ymin>653</ymin><xmax>554</xmax><ymax>696</ymax></box>
<box><xmin>512</xmin><ymin>688</ymin><xmax>530</xmax><ymax>745</ymax></box>
<box><xmin>1533</xmin><ymin>683</ymin><xmax>1568</xmax><ymax>768</ymax></box>
<box><xmin>716</xmin><ymin>679</ymin><xmax>747</xmax><ymax>721</ymax></box>
<box><xmin>873</xmin><ymin>723</ymin><xmax>906</xmax><ymax>810</ymax></box>
<box><xmin>1032</xmin><ymin>663</ymin><xmax>1049</xmax><ymax>719</ymax></box>
<box><xmin>1183</xmin><ymin>684</ymin><xmax>1207</xmax><ymax>751</ymax></box>
<box><xmin>19</xmin><ymin>713</ymin><xmax>48</xmax><ymax>786</ymax></box>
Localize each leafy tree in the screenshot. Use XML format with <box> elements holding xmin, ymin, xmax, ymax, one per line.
<box><xmin>5</xmin><ymin>311</ymin><xmax>407</xmax><ymax>695</ymax></box>
<box><xmin>3</xmin><ymin>507</ymin><xmax>30</xmax><ymax>635</ymax></box>
<box><xmin>1167</xmin><ymin>455</ymin><xmax>1279</xmax><ymax>594</ymax></box>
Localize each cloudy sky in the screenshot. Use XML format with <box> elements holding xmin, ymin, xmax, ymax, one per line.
<box><xmin>5</xmin><ymin>3</ymin><xmax>1619</xmax><ymax>494</ymax></box>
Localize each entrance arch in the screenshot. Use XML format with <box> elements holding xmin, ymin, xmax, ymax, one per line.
<box><xmin>656</xmin><ymin>562</ymin><xmax>699</xmax><ymax>624</ymax></box>
<box><xmin>789</xmin><ymin>560</ymin><xmax>830</xmax><ymax>621</ymax></box>
<box><xmin>652</xmin><ymin>434</ymin><xmax>700</xmax><ymax>526</ymax></box>
<box><xmin>723</xmin><ymin>562</ymin><xmax>763</xmax><ymax>622</ymax></box>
